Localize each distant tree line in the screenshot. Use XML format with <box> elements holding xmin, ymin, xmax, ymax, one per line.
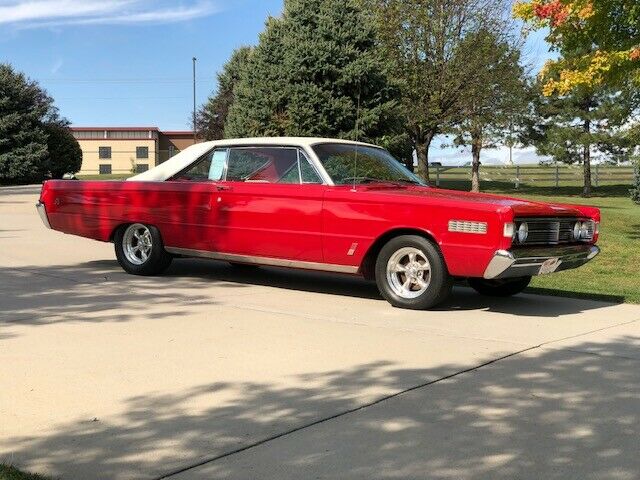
<box><xmin>198</xmin><ymin>0</ymin><xmax>639</xmax><ymax>197</ymax></box>
<box><xmin>0</xmin><ymin>63</ymin><xmax>81</xmax><ymax>184</ymax></box>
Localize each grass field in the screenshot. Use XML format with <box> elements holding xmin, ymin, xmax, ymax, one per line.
<box><xmin>76</xmin><ymin>173</ymin><xmax>131</xmax><ymax>180</ymax></box>
<box><xmin>0</xmin><ymin>465</ymin><xmax>52</xmax><ymax>480</ymax></box>
<box><xmin>440</xmin><ymin>181</ymin><xmax>640</xmax><ymax>304</ymax></box>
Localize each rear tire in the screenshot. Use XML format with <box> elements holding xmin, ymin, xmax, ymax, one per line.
<box><xmin>375</xmin><ymin>235</ymin><xmax>452</xmax><ymax>310</ymax></box>
<box><xmin>228</xmin><ymin>262</ymin><xmax>260</xmax><ymax>270</ymax></box>
<box><xmin>468</xmin><ymin>276</ymin><xmax>531</xmax><ymax>297</ymax></box>
<box><xmin>114</xmin><ymin>223</ymin><xmax>173</xmax><ymax>276</ymax></box>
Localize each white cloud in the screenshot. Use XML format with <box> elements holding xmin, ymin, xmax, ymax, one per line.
<box><xmin>0</xmin><ymin>0</ymin><xmax>219</xmax><ymax>27</ymax></box>
<box><xmin>50</xmin><ymin>57</ymin><xmax>63</xmax><ymax>74</ymax></box>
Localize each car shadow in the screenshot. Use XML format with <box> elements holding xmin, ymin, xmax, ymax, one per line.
<box><xmin>160</xmin><ymin>258</ymin><xmax>618</xmax><ymax>318</ymax></box>
<box><xmin>0</xmin><ymin>258</ymin><xmax>622</xmax><ymax>332</ymax></box>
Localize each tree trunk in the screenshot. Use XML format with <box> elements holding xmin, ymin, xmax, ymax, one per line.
<box><xmin>471</xmin><ymin>130</ymin><xmax>482</xmax><ymax>193</ymax></box>
<box><xmin>583</xmin><ymin>118</ymin><xmax>591</xmax><ymax>197</ymax></box>
<box><xmin>404</xmin><ymin>155</ymin><xmax>414</xmax><ymax>172</ymax></box>
<box><xmin>415</xmin><ymin>132</ymin><xmax>435</xmax><ymax>184</ymax></box>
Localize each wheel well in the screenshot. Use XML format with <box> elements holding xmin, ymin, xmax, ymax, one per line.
<box><xmin>360</xmin><ymin>228</ymin><xmax>439</xmax><ymax>281</ymax></box>
<box><xmin>109</xmin><ymin>223</ymin><xmax>127</xmax><ymax>242</ymax></box>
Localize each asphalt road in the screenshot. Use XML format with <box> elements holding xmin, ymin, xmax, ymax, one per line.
<box><xmin>1</xmin><ymin>185</ymin><xmax>639</xmax><ymax>480</ymax></box>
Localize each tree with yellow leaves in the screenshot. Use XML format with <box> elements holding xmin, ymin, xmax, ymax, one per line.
<box><xmin>514</xmin><ymin>0</ymin><xmax>639</xmax><ymax>95</ymax></box>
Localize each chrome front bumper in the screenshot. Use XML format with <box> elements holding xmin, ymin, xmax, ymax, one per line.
<box><xmin>36</xmin><ymin>201</ymin><xmax>51</xmax><ymax>229</ymax></box>
<box><xmin>484</xmin><ymin>245</ymin><xmax>600</xmax><ymax>279</ymax></box>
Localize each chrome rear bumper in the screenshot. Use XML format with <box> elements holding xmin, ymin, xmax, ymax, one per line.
<box><xmin>484</xmin><ymin>245</ymin><xmax>600</xmax><ymax>279</ymax></box>
<box><xmin>36</xmin><ymin>201</ymin><xmax>51</xmax><ymax>229</ymax></box>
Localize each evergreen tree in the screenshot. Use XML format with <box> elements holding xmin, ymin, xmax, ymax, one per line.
<box><xmin>524</xmin><ymin>82</ymin><xmax>637</xmax><ymax>196</ymax></box>
<box><xmin>0</xmin><ymin>64</ymin><xmax>52</xmax><ymax>183</ymax></box>
<box><xmin>225</xmin><ymin>0</ymin><xmax>398</xmax><ymax>143</ymax></box>
<box><xmin>197</xmin><ymin>47</ymin><xmax>253</xmax><ymax>140</ymax></box>
<box><xmin>44</xmin><ymin>123</ymin><xmax>82</xmax><ymax>179</ymax></box>
<box><xmin>449</xmin><ymin>29</ymin><xmax>528</xmax><ymax>192</ymax></box>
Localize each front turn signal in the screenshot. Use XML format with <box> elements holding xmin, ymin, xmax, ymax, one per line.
<box><xmin>503</xmin><ymin>222</ymin><xmax>515</xmax><ymax>239</ymax></box>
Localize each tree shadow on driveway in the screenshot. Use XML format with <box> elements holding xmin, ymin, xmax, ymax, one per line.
<box><xmin>2</xmin><ymin>337</ymin><xmax>639</xmax><ymax>480</ymax></box>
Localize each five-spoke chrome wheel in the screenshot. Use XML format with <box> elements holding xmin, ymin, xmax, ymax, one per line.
<box><xmin>386</xmin><ymin>247</ymin><xmax>432</xmax><ymax>299</ymax></box>
<box><xmin>122</xmin><ymin>223</ymin><xmax>153</xmax><ymax>265</ymax></box>
<box><xmin>375</xmin><ymin>235</ymin><xmax>452</xmax><ymax>310</ymax></box>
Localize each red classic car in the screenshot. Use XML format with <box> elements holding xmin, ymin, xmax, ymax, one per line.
<box><xmin>36</xmin><ymin>137</ymin><xmax>600</xmax><ymax>310</ymax></box>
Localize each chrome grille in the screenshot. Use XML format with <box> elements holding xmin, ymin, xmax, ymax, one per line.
<box><xmin>515</xmin><ymin>217</ymin><xmax>594</xmax><ymax>246</ymax></box>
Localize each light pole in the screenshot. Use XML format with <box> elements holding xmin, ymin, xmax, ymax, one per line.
<box><xmin>192</xmin><ymin>57</ymin><xmax>197</xmax><ymax>143</ymax></box>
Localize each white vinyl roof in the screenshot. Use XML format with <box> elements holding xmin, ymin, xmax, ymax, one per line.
<box><xmin>128</xmin><ymin>137</ymin><xmax>376</xmax><ymax>182</ymax></box>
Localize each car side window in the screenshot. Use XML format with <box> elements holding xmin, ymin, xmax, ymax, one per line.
<box><xmin>298</xmin><ymin>150</ymin><xmax>322</xmax><ymax>184</ymax></box>
<box><xmin>173</xmin><ymin>149</ymin><xmax>227</xmax><ymax>181</ymax></box>
<box><xmin>225</xmin><ymin>147</ymin><xmax>322</xmax><ymax>184</ymax></box>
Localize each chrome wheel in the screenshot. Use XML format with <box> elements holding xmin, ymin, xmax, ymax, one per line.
<box><xmin>386</xmin><ymin>247</ymin><xmax>432</xmax><ymax>299</ymax></box>
<box><xmin>122</xmin><ymin>223</ymin><xmax>153</xmax><ymax>265</ymax></box>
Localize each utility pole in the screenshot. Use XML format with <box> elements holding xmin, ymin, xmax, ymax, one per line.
<box><xmin>192</xmin><ymin>57</ymin><xmax>197</xmax><ymax>143</ymax></box>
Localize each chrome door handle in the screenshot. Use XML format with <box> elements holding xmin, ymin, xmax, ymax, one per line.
<box><xmin>216</xmin><ymin>185</ymin><xmax>232</xmax><ymax>191</ymax></box>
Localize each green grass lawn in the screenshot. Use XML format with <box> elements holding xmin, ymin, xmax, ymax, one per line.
<box><xmin>441</xmin><ymin>181</ymin><xmax>640</xmax><ymax>304</ymax></box>
<box><xmin>0</xmin><ymin>465</ymin><xmax>52</xmax><ymax>480</ymax></box>
<box><xmin>76</xmin><ymin>173</ymin><xmax>131</xmax><ymax>180</ymax></box>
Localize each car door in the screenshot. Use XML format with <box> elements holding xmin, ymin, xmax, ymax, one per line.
<box><xmin>213</xmin><ymin>146</ymin><xmax>326</xmax><ymax>262</ymax></box>
<box><xmin>157</xmin><ymin>148</ymin><xmax>227</xmax><ymax>252</ymax></box>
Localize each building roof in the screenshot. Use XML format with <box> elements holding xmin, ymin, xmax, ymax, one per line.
<box><xmin>71</xmin><ymin>126</ymin><xmax>160</xmax><ymax>132</ymax></box>
<box><xmin>162</xmin><ymin>130</ymin><xmax>195</xmax><ymax>136</ymax></box>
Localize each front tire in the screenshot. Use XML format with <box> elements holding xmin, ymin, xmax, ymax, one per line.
<box><xmin>375</xmin><ymin>235</ymin><xmax>452</xmax><ymax>310</ymax></box>
<box><xmin>114</xmin><ymin>223</ymin><xmax>173</xmax><ymax>276</ymax></box>
<box><xmin>228</xmin><ymin>262</ymin><xmax>260</xmax><ymax>270</ymax></box>
<box><xmin>468</xmin><ymin>276</ymin><xmax>531</xmax><ymax>297</ymax></box>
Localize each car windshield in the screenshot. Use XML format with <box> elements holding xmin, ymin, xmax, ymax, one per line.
<box><xmin>312</xmin><ymin>143</ymin><xmax>424</xmax><ymax>186</ymax></box>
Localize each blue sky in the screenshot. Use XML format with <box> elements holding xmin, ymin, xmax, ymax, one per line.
<box><xmin>1</xmin><ymin>0</ymin><xmax>283</xmax><ymax>130</ymax></box>
<box><xmin>1</xmin><ymin>0</ymin><xmax>553</xmax><ymax>164</ymax></box>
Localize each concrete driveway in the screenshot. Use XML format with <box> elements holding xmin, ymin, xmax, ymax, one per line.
<box><xmin>1</xmin><ymin>185</ymin><xmax>639</xmax><ymax>480</ymax></box>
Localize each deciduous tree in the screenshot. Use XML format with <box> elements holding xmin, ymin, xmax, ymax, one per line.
<box><xmin>449</xmin><ymin>29</ymin><xmax>528</xmax><ymax>192</ymax></box>
<box><xmin>362</xmin><ymin>0</ymin><xmax>510</xmax><ymax>183</ymax></box>
<box><xmin>514</xmin><ymin>0</ymin><xmax>640</xmax><ymax>95</ymax></box>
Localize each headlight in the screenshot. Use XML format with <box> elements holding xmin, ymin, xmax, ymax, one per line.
<box><xmin>573</xmin><ymin>221</ymin><xmax>582</xmax><ymax>240</ymax></box>
<box><xmin>517</xmin><ymin>222</ymin><xmax>528</xmax><ymax>243</ymax></box>
<box><xmin>573</xmin><ymin>220</ymin><xmax>595</xmax><ymax>241</ymax></box>
<box><xmin>579</xmin><ymin>221</ymin><xmax>590</xmax><ymax>240</ymax></box>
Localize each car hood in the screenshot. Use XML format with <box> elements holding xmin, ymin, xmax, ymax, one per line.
<box><xmin>363</xmin><ymin>185</ymin><xmax>584</xmax><ymax>217</ymax></box>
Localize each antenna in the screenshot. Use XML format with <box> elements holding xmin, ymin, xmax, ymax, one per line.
<box><xmin>352</xmin><ymin>81</ymin><xmax>361</xmax><ymax>192</ymax></box>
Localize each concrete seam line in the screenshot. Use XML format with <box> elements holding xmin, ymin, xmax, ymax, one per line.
<box><xmin>151</xmin><ymin>344</ymin><xmax>541</xmax><ymax>480</ymax></box>
<box><xmin>226</xmin><ymin>304</ymin><xmax>532</xmax><ymax>348</ymax></box>
<box><xmin>537</xmin><ymin>317</ymin><xmax>640</xmax><ymax>349</ymax></box>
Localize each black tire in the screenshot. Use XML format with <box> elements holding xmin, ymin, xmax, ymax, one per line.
<box><xmin>114</xmin><ymin>223</ymin><xmax>173</xmax><ymax>276</ymax></box>
<box><xmin>468</xmin><ymin>276</ymin><xmax>531</xmax><ymax>297</ymax></box>
<box><xmin>375</xmin><ymin>235</ymin><xmax>453</xmax><ymax>310</ymax></box>
<box><xmin>228</xmin><ymin>262</ymin><xmax>260</xmax><ymax>270</ymax></box>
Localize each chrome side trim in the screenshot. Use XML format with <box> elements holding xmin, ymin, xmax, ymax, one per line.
<box><xmin>165</xmin><ymin>247</ymin><xmax>359</xmax><ymax>274</ymax></box>
<box><xmin>36</xmin><ymin>201</ymin><xmax>51</xmax><ymax>229</ymax></box>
